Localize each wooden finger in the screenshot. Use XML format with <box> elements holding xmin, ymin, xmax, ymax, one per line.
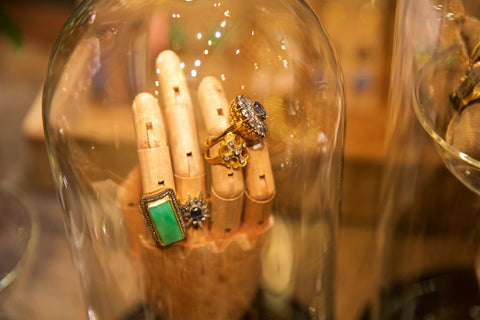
<box><xmin>198</xmin><ymin>76</ymin><xmax>244</xmax><ymax>235</ymax></box>
<box><xmin>132</xmin><ymin>92</ymin><xmax>175</xmax><ymax>194</ymax></box>
<box><xmin>243</xmin><ymin>142</ymin><xmax>275</xmax><ymax>226</ymax></box>
<box><xmin>156</xmin><ymin>50</ymin><xmax>206</xmax><ymax>200</ymax></box>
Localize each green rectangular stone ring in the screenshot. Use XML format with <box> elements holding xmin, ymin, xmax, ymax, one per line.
<box><xmin>139</xmin><ymin>188</ymin><xmax>186</xmax><ymax>247</ymax></box>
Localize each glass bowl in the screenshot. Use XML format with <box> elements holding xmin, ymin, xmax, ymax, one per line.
<box><xmin>0</xmin><ymin>186</ymin><xmax>39</xmax><ymax>303</ymax></box>
<box><xmin>414</xmin><ymin>47</ymin><xmax>480</xmax><ymax>195</ymax></box>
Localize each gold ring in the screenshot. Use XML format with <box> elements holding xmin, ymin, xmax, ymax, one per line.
<box><xmin>451</xmin><ymin>61</ymin><xmax>480</xmax><ymax>112</ymax></box>
<box><xmin>205</xmin><ymin>95</ymin><xmax>267</xmax><ymax>147</ymax></box>
<box><xmin>451</xmin><ymin>41</ymin><xmax>480</xmax><ymax>113</ymax></box>
<box><xmin>205</xmin><ymin>132</ymin><xmax>249</xmax><ymax>168</ymax></box>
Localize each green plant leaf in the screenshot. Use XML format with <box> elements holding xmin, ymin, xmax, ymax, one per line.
<box><xmin>0</xmin><ymin>4</ymin><xmax>22</xmax><ymax>50</ymax></box>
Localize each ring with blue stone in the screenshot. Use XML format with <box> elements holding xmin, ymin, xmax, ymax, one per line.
<box><xmin>181</xmin><ymin>193</ymin><xmax>210</xmax><ymax>229</ymax></box>
<box><xmin>205</xmin><ymin>95</ymin><xmax>267</xmax><ymax>148</ymax></box>
<box><xmin>139</xmin><ymin>188</ymin><xmax>187</xmax><ymax>247</ymax></box>
<box><xmin>228</xmin><ymin>94</ymin><xmax>267</xmax><ymax>143</ymax></box>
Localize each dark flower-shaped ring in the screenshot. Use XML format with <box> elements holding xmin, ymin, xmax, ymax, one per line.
<box><xmin>181</xmin><ymin>193</ymin><xmax>210</xmax><ymax>229</ymax></box>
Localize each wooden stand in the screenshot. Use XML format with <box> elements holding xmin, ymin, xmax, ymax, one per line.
<box><xmin>118</xmin><ymin>50</ymin><xmax>275</xmax><ymax>319</ymax></box>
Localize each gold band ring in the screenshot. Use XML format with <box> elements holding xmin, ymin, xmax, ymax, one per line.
<box><xmin>205</xmin><ymin>123</ymin><xmax>237</xmax><ymax>148</ymax></box>
<box><xmin>204</xmin><ymin>132</ymin><xmax>249</xmax><ymax>169</ymax></box>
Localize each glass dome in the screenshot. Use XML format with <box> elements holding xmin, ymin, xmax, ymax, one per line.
<box><xmin>374</xmin><ymin>1</ymin><xmax>480</xmax><ymax>319</ymax></box>
<box><xmin>43</xmin><ymin>0</ymin><xmax>345</xmax><ymax>319</ymax></box>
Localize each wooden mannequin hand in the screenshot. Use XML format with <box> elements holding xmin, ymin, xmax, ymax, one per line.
<box><xmin>120</xmin><ymin>50</ymin><xmax>275</xmax><ymax>320</ymax></box>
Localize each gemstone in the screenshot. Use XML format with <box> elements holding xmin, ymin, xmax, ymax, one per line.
<box><xmin>144</xmin><ymin>192</ymin><xmax>185</xmax><ymax>246</ymax></box>
<box><xmin>190</xmin><ymin>206</ymin><xmax>203</xmax><ymax>220</ymax></box>
<box><xmin>254</xmin><ymin>101</ymin><xmax>267</xmax><ymax>119</ymax></box>
<box><xmin>249</xmin><ymin>118</ymin><xmax>256</xmax><ymax>127</ymax></box>
<box><xmin>241</xmin><ymin>108</ymin><xmax>250</xmax><ymax>118</ymax></box>
<box><xmin>181</xmin><ymin>193</ymin><xmax>209</xmax><ymax>229</ymax></box>
<box><xmin>237</xmin><ymin>96</ymin><xmax>246</xmax><ymax>107</ymax></box>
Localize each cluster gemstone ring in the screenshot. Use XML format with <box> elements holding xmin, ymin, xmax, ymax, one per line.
<box><xmin>204</xmin><ymin>95</ymin><xmax>267</xmax><ymax>168</ymax></box>
<box><xmin>205</xmin><ymin>95</ymin><xmax>267</xmax><ymax>147</ymax></box>
<box><xmin>228</xmin><ymin>95</ymin><xmax>267</xmax><ymax>144</ymax></box>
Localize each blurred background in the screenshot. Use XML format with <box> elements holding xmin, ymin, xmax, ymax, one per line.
<box><xmin>0</xmin><ymin>1</ymin><xmax>83</xmax><ymax>319</ymax></box>
<box><xmin>0</xmin><ymin>0</ymin><xmax>396</xmax><ymax>319</ymax></box>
